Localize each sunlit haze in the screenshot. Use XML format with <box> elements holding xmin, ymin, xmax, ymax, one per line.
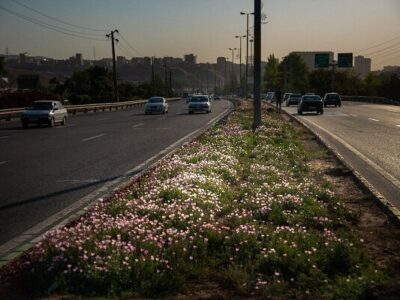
<box><xmin>1</xmin><ymin>0</ymin><xmax>399</xmax><ymax>70</ymax></box>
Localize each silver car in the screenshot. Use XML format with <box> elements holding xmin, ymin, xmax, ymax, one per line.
<box><xmin>21</xmin><ymin>100</ymin><xmax>68</xmax><ymax>128</ymax></box>
<box><xmin>145</xmin><ymin>97</ymin><xmax>168</xmax><ymax>114</ymax></box>
<box><xmin>188</xmin><ymin>95</ymin><xmax>211</xmax><ymax>114</ymax></box>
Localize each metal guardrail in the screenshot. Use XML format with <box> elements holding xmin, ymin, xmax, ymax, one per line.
<box><xmin>342</xmin><ymin>96</ymin><xmax>400</xmax><ymax>106</ymax></box>
<box><xmin>0</xmin><ymin>98</ymin><xmax>181</xmax><ymax>121</ymax></box>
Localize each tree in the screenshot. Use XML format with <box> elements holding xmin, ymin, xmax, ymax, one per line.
<box><xmin>364</xmin><ymin>73</ymin><xmax>379</xmax><ymax>96</ymax></box>
<box><xmin>309</xmin><ymin>69</ymin><xmax>331</xmax><ymax>96</ymax></box>
<box><xmin>64</xmin><ymin>66</ymin><xmax>114</xmax><ymax>104</ymax></box>
<box><xmin>279</xmin><ymin>53</ymin><xmax>309</xmax><ymax>93</ymax></box>
<box><xmin>0</xmin><ymin>57</ymin><xmax>6</xmax><ymax>75</ymax></box>
<box><xmin>263</xmin><ymin>54</ymin><xmax>281</xmax><ymax>91</ymax></box>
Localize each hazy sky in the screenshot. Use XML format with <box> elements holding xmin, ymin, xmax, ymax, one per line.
<box><xmin>1</xmin><ymin>0</ymin><xmax>399</xmax><ymax>70</ymax></box>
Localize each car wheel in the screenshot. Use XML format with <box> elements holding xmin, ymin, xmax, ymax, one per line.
<box><xmin>286</xmin><ymin>103</ymin><xmax>290</xmax><ymax>107</ymax></box>
<box><xmin>298</xmin><ymin>110</ymin><xmax>302</xmax><ymax>115</ymax></box>
<box><xmin>49</xmin><ymin>118</ymin><xmax>55</xmax><ymax>128</ymax></box>
<box><xmin>324</xmin><ymin>104</ymin><xmax>327</xmax><ymax>107</ymax></box>
<box><xmin>189</xmin><ymin>111</ymin><xmax>193</xmax><ymax>114</ymax></box>
<box><xmin>320</xmin><ymin>109</ymin><xmax>324</xmax><ymax>115</ymax></box>
<box><xmin>61</xmin><ymin>116</ymin><xmax>67</xmax><ymax>126</ymax></box>
<box><xmin>22</xmin><ymin>121</ymin><xmax>28</xmax><ymax>128</ymax></box>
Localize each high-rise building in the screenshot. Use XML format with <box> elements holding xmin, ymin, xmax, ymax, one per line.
<box><xmin>75</xmin><ymin>53</ymin><xmax>83</xmax><ymax>65</ymax></box>
<box><xmin>291</xmin><ymin>51</ymin><xmax>334</xmax><ymax>71</ymax></box>
<box><xmin>354</xmin><ymin>56</ymin><xmax>371</xmax><ymax>79</ymax></box>
<box><xmin>184</xmin><ymin>54</ymin><xmax>197</xmax><ymax>64</ymax></box>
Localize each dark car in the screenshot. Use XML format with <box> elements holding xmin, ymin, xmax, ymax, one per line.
<box><xmin>323</xmin><ymin>93</ymin><xmax>341</xmax><ymax>107</ymax></box>
<box><xmin>297</xmin><ymin>95</ymin><xmax>324</xmax><ymax>115</ymax></box>
<box><xmin>286</xmin><ymin>93</ymin><xmax>301</xmax><ymax>106</ymax></box>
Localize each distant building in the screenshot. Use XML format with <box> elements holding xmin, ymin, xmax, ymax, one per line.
<box><xmin>117</xmin><ymin>56</ymin><xmax>127</xmax><ymax>66</ymax></box>
<box><xmin>354</xmin><ymin>56</ymin><xmax>371</xmax><ymax>79</ymax></box>
<box><xmin>75</xmin><ymin>53</ymin><xmax>83</xmax><ymax>66</ymax></box>
<box><xmin>184</xmin><ymin>54</ymin><xmax>197</xmax><ymax>64</ymax></box>
<box><xmin>382</xmin><ymin>65</ymin><xmax>400</xmax><ymax>73</ymax></box>
<box><xmin>217</xmin><ymin>57</ymin><xmax>226</xmax><ymax>65</ymax></box>
<box><xmin>291</xmin><ymin>51</ymin><xmax>334</xmax><ymax>71</ymax></box>
<box><xmin>19</xmin><ymin>53</ymin><xmax>27</xmax><ymax>64</ymax></box>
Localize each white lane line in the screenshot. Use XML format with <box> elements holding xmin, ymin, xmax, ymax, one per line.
<box><xmin>0</xmin><ymin>136</ymin><xmax>9</xmax><ymax>140</ymax></box>
<box><xmin>158</xmin><ymin>117</ymin><xmax>166</xmax><ymax>120</ymax></box>
<box><xmin>132</xmin><ymin>123</ymin><xmax>144</xmax><ymax>128</ymax></box>
<box><xmin>0</xmin><ymin>161</ymin><xmax>7</xmax><ymax>166</ymax></box>
<box><xmin>368</xmin><ymin>118</ymin><xmax>379</xmax><ymax>122</ymax></box>
<box><xmin>82</xmin><ymin>134</ymin><xmax>105</xmax><ymax>142</ymax></box>
<box><xmin>56</xmin><ymin>179</ymin><xmax>99</xmax><ymax>184</ymax></box>
<box><xmin>396</xmin><ymin>125</ymin><xmax>400</xmax><ymax>128</ymax></box>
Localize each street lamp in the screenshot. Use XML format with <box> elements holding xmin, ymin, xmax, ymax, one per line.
<box><xmin>228</xmin><ymin>48</ymin><xmax>237</xmax><ymax>94</ymax></box>
<box><xmin>250</xmin><ymin>38</ymin><xmax>254</xmax><ymax>68</ymax></box>
<box><xmin>240</xmin><ymin>11</ymin><xmax>254</xmax><ymax>97</ymax></box>
<box><xmin>235</xmin><ymin>34</ymin><xmax>246</xmax><ymax>93</ymax></box>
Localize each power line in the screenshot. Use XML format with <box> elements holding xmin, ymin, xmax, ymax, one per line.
<box><xmin>0</xmin><ymin>6</ymin><xmax>107</xmax><ymax>41</ymax></box>
<box><xmin>119</xmin><ymin>33</ymin><xmax>144</xmax><ymax>57</ymax></box>
<box><xmin>10</xmin><ymin>0</ymin><xmax>107</xmax><ymax>32</ymax></box>
<box><xmin>363</xmin><ymin>41</ymin><xmax>400</xmax><ymax>57</ymax></box>
<box><xmin>369</xmin><ymin>45</ymin><xmax>400</xmax><ymax>59</ymax></box>
<box><xmin>356</xmin><ymin>34</ymin><xmax>400</xmax><ymax>54</ymax></box>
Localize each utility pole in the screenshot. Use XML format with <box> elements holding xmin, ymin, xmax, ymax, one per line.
<box><xmin>106</xmin><ymin>29</ymin><xmax>119</xmax><ymax>102</ymax></box>
<box><xmin>241</xmin><ymin>12</ymin><xmax>254</xmax><ymax>98</ymax></box>
<box><xmin>253</xmin><ymin>0</ymin><xmax>262</xmax><ymax>128</ymax></box>
<box><xmin>169</xmin><ymin>70</ymin><xmax>172</xmax><ymax>96</ymax></box>
<box><xmin>151</xmin><ymin>56</ymin><xmax>155</xmax><ymax>96</ymax></box>
<box><xmin>235</xmin><ymin>35</ymin><xmax>246</xmax><ymax>94</ymax></box>
<box><xmin>229</xmin><ymin>48</ymin><xmax>237</xmax><ymax>94</ymax></box>
<box><xmin>330</xmin><ymin>60</ymin><xmax>337</xmax><ymax>92</ymax></box>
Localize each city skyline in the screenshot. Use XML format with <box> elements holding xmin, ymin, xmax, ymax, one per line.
<box><xmin>1</xmin><ymin>0</ymin><xmax>400</xmax><ymax>70</ymax></box>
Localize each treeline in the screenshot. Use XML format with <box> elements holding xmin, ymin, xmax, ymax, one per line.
<box><xmin>50</xmin><ymin>66</ymin><xmax>175</xmax><ymax>105</ymax></box>
<box><xmin>263</xmin><ymin>53</ymin><xmax>400</xmax><ymax>99</ymax></box>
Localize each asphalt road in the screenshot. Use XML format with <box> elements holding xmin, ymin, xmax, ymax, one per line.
<box><xmin>0</xmin><ymin>99</ymin><xmax>232</xmax><ymax>247</ymax></box>
<box><xmin>283</xmin><ymin>101</ymin><xmax>400</xmax><ymax>210</ymax></box>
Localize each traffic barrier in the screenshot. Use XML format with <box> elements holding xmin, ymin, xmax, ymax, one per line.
<box><xmin>0</xmin><ymin>98</ymin><xmax>181</xmax><ymax>121</ymax></box>
<box><xmin>342</xmin><ymin>96</ymin><xmax>400</xmax><ymax>106</ymax></box>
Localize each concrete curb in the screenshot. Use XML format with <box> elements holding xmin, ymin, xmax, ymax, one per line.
<box><xmin>273</xmin><ymin>103</ymin><xmax>400</xmax><ymax>225</ymax></box>
<box><xmin>0</xmin><ymin>100</ymin><xmax>234</xmax><ymax>269</ymax></box>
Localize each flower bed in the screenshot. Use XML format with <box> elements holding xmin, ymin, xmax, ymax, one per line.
<box><xmin>1</xmin><ymin>103</ymin><xmax>399</xmax><ymax>298</ymax></box>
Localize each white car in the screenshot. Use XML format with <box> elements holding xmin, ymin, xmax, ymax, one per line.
<box><xmin>21</xmin><ymin>100</ymin><xmax>68</xmax><ymax>128</ymax></box>
<box><xmin>188</xmin><ymin>95</ymin><xmax>211</xmax><ymax>114</ymax></box>
<box><xmin>145</xmin><ymin>97</ymin><xmax>168</xmax><ymax>114</ymax></box>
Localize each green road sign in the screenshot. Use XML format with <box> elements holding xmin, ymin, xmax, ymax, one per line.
<box><xmin>315</xmin><ymin>53</ymin><xmax>330</xmax><ymax>68</ymax></box>
<box><xmin>338</xmin><ymin>53</ymin><xmax>353</xmax><ymax>68</ymax></box>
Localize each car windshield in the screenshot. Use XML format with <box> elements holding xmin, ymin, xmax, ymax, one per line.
<box><xmin>190</xmin><ymin>96</ymin><xmax>208</xmax><ymax>102</ymax></box>
<box><xmin>303</xmin><ymin>96</ymin><xmax>321</xmax><ymax>101</ymax></box>
<box><xmin>148</xmin><ymin>98</ymin><xmax>163</xmax><ymax>103</ymax></box>
<box><xmin>326</xmin><ymin>94</ymin><xmax>339</xmax><ymax>100</ymax></box>
<box><xmin>32</xmin><ymin>102</ymin><xmax>53</xmax><ymax>110</ymax></box>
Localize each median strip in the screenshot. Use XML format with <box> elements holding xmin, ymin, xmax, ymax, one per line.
<box><xmin>82</xmin><ymin>134</ymin><xmax>105</xmax><ymax>142</ymax></box>
<box><xmin>1</xmin><ymin>102</ymin><xmax>399</xmax><ymax>299</ymax></box>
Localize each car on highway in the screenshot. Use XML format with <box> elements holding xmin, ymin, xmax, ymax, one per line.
<box><xmin>145</xmin><ymin>97</ymin><xmax>168</xmax><ymax>114</ymax></box>
<box><xmin>265</xmin><ymin>92</ymin><xmax>275</xmax><ymax>102</ymax></box>
<box><xmin>323</xmin><ymin>93</ymin><xmax>342</xmax><ymax>107</ymax></box>
<box><xmin>21</xmin><ymin>100</ymin><xmax>68</xmax><ymax>128</ymax></box>
<box><xmin>188</xmin><ymin>95</ymin><xmax>211</xmax><ymax>114</ymax></box>
<box><xmin>282</xmin><ymin>93</ymin><xmax>292</xmax><ymax>104</ymax></box>
<box><xmin>285</xmin><ymin>93</ymin><xmax>301</xmax><ymax>106</ymax></box>
<box><xmin>297</xmin><ymin>95</ymin><xmax>324</xmax><ymax>115</ymax></box>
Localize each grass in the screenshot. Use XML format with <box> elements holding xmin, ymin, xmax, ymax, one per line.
<box><xmin>1</xmin><ymin>103</ymin><xmax>399</xmax><ymax>299</ymax></box>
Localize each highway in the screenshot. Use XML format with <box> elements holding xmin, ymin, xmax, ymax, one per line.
<box><xmin>0</xmin><ymin>99</ymin><xmax>232</xmax><ymax>251</ymax></box>
<box><xmin>283</xmin><ymin>101</ymin><xmax>400</xmax><ymax>211</ymax></box>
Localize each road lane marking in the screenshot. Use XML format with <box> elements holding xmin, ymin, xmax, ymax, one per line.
<box><xmin>82</xmin><ymin>134</ymin><xmax>105</xmax><ymax>142</ymax></box>
<box><xmin>0</xmin><ymin>136</ymin><xmax>9</xmax><ymax>140</ymax></box>
<box><xmin>132</xmin><ymin>123</ymin><xmax>144</xmax><ymax>128</ymax></box>
<box><xmin>56</xmin><ymin>179</ymin><xmax>99</xmax><ymax>184</ymax></box>
<box><xmin>300</xmin><ymin>117</ymin><xmax>400</xmax><ymax>191</ymax></box>
<box><xmin>396</xmin><ymin>125</ymin><xmax>400</xmax><ymax>128</ymax></box>
<box><xmin>368</xmin><ymin>118</ymin><xmax>379</xmax><ymax>122</ymax></box>
<box><xmin>0</xmin><ymin>161</ymin><xmax>7</xmax><ymax>166</ymax></box>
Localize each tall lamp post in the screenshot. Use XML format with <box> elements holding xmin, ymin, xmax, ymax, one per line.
<box><xmin>235</xmin><ymin>35</ymin><xmax>246</xmax><ymax>94</ymax></box>
<box><xmin>240</xmin><ymin>11</ymin><xmax>254</xmax><ymax>97</ymax></box>
<box><xmin>229</xmin><ymin>47</ymin><xmax>237</xmax><ymax>94</ymax></box>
